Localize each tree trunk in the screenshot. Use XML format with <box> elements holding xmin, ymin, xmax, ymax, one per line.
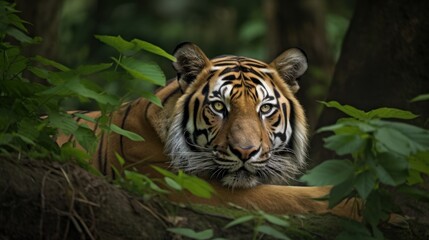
<box><xmin>264</xmin><ymin>0</ymin><xmax>334</xmax><ymax>132</ymax></box>
<box><xmin>15</xmin><ymin>0</ymin><xmax>64</xmax><ymax>60</ymax></box>
<box><xmin>15</xmin><ymin>0</ymin><xmax>65</xmax><ymax>85</ymax></box>
<box><xmin>310</xmin><ymin>0</ymin><xmax>429</xmax><ymax>164</ymax></box>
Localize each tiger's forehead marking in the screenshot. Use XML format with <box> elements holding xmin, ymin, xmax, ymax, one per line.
<box><xmin>205</xmin><ymin>56</ymin><xmax>278</xmax><ymax>107</ymax></box>
<box><xmin>210</xmin><ymin>55</ymin><xmax>272</xmax><ymax>72</ymax></box>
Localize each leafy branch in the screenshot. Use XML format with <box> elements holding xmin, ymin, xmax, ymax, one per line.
<box><xmin>301</xmin><ymin>101</ymin><xmax>429</xmax><ymax>239</ymax></box>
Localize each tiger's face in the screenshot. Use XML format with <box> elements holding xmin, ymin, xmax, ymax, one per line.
<box><xmin>166</xmin><ymin>43</ymin><xmax>308</xmax><ymax>189</ymax></box>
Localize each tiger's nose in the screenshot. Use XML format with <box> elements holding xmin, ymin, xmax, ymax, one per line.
<box><xmin>230</xmin><ymin>145</ymin><xmax>260</xmax><ymax>161</ymax></box>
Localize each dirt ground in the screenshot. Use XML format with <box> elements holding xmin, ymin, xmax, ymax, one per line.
<box><xmin>1</xmin><ymin>158</ymin><xmax>428</xmax><ymax>239</ymax></box>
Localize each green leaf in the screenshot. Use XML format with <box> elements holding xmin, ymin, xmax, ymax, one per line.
<box><xmin>114</xmin><ymin>152</ymin><xmax>125</xmax><ymax>166</ymax></box>
<box><xmin>377</xmin><ymin>153</ymin><xmax>408</xmax><ymax>185</ymax></box>
<box><xmin>324</xmin><ymin>134</ymin><xmax>365</xmax><ymax>155</ymax></box>
<box><xmin>141</xmin><ymin>90</ymin><xmax>163</xmax><ymax>107</ymax></box>
<box><xmin>320</xmin><ymin>101</ymin><xmax>417</xmax><ymax>120</ymax></box>
<box><xmin>320</xmin><ymin>101</ymin><xmax>367</xmax><ymax>120</ymax></box>
<box><xmin>409</xmin><ymin>151</ymin><xmax>429</xmax><ymax>175</ymax></box>
<box><xmin>34</xmin><ymin>55</ymin><xmax>70</xmax><ymax>71</ymax></box>
<box><xmin>354</xmin><ymin>170</ymin><xmax>376</xmax><ymax>200</ymax></box>
<box><xmin>318</xmin><ymin>121</ymin><xmax>375</xmax><ymax>134</ymax></box>
<box><xmin>114</xmin><ymin>57</ymin><xmax>166</xmax><ymax>86</ymax></box>
<box><xmin>328</xmin><ymin>176</ymin><xmax>355</xmax><ymax>208</ymax></box>
<box><xmin>317</xmin><ymin>122</ymin><xmax>347</xmax><ymax>133</ymax></box>
<box><xmin>374</xmin><ymin>165</ymin><xmax>396</xmax><ymax>186</ymax></box>
<box><xmin>60</xmin><ymin>143</ymin><xmax>91</xmax><ymax>162</ymax></box>
<box><xmin>17</xmin><ymin>119</ymin><xmax>40</xmax><ymax>143</ymax></box>
<box><xmin>224</xmin><ymin>215</ymin><xmax>254</xmax><ymax>229</ymax></box>
<box><xmin>374</xmin><ymin>127</ymin><xmax>413</xmax><ymax>156</ymax></box>
<box><xmin>164</xmin><ymin>177</ymin><xmax>182</xmax><ymax>190</ymax></box>
<box><xmin>261</xmin><ymin>213</ymin><xmax>289</xmax><ymax>227</ymax></box>
<box><xmin>14</xmin><ymin>133</ymin><xmax>36</xmax><ymax>145</ymax></box>
<box><xmin>411</xmin><ymin>93</ymin><xmax>429</xmax><ymax>102</ymax></box>
<box><xmin>385</xmin><ymin>122</ymin><xmax>429</xmax><ymax>153</ymax></box>
<box><xmin>363</xmin><ymin>191</ymin><xmax>390</xmax><ymax>230</ymax></box>
<box><xmin>109</xmin><ymin>123</ymin><xmax>144</xmax><ymax>141</ymax></box>
<box><xmin>255</xmin><ymin>225</ymin><xmax>290</xmax><ymax>240</ymax></box>
<box><xmin>76</xmin><ymin>63</ymin><xmax>112</xmax><ymax>75</ymax></box>
<box><xmin>74</xmin><ymin>126</ymin><xmax>98</xmax><ymax>153</ymax></box>
<box><xmin>38</xmin><ymin>77</ymin><xmax>119</xmax><ymax>105</ymax></box>
<box><xmin>123</xmin><ymin>170</ymin><xmax>169</xmax><ymax>194</ymax></box>
<box><xmin>366</xmin><ymin>108</ymin><xmax>417</xmax><ymax>119</ymax></box>
<box><xmin>167</xmin><ymin>228</ymin><xmax>213</xmax><ymax>240</ymax></box>
<box><xmin>8</xmin><ymin>13</ymin><xmax>29</xmax><ymax>32</ymax></box>
<box><xmin>47</xmin><ymin>112</ymin><xmax>79</xmax><ymax>135</ymax></box>
<box><xmin>95</xmin><ymin>35</ymin><xmax>136</xmax><ymax>54</ymax></box>
<box><xmin>407</xmin><ymin>169</ymin><xmax>424</xmax><ymax>185</ymax></box>
<box><xmin>300</xmin><ymin>159</ymin><xmax>354</xmax><ymax>186</ymax></box>
<box><xmin>6</xmin><ymin>28</ymin><xmax>34</xmax><ymax>44</ymax></box>
<box><xmin>152</xmin><ymin>167</ymin><xmax>215</xmax><ymax>198</ymax></box>
<box><xmin>72</xmin><ymin>113</ymin><xmax>97</xmax><ymax>123</ymax></box>
<box><xmin>152</xmin><ymin>165</ymin><xmax>177</xmax><ymax>179</ymax></box>
<box><xmin>131</xmin><ymin>39</ymin><xmax>176</xmax><ymax>61</ymax></box>
<box><xmin>181</xmin><ymin>176</ymin><xmax>214</xmax><ymax>198</ymax></box>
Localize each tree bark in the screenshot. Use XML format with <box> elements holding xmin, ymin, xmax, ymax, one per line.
<box><xmin>310</xmin><ymin>0</ymin><xmax>429</xmax><ymax>164</ymax></box>
<box><xmin>264</xmin><ymin>0</ymin><xmax>334</xmax><ymax>132</ymax></box>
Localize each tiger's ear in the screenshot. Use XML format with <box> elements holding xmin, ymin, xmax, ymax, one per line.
<box><xmin>270</xmin><ymin>48</ymin><xmax>308</xmax><ymax>93</ymax></box>
<box><xmin>173</xmin><ymin>42</ymin><xmax>210</xmax><ymax>91</ymax></box>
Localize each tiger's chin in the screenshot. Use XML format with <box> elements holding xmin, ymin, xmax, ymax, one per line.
<box><xmin>220</xmin><ymin>170</ymin><xmax>261</xmax><ymax>189</ymax></box>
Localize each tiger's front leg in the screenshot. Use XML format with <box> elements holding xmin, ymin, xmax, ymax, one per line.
<box><xmin>169</xmin><ymin>181</ymin><xmax>361</xmax><ymax>220</ymax></box>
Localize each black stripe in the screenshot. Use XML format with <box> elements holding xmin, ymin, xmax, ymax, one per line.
<box><xmin>242</xmin><ymin>62</ymin><xmax>267</xmax><ymax>68</ymax></box>
<box><xmin>273</xmin><ymin>103</ymin><xmax>288</xmax><ymax>142</ymax></box>
<box><xmin>249</xmin><ymin>77</ymin><xmax>263</xmax><ymax>85</ymax></box>
<box><xmin>202</xmin><ymin>82</ymin><xmax>209</xmax><ymax>96</ymax></box>
<box><xmin>247</xmin><ymin>67</ymin><xmax>264</xmax><ymax>79</ymax></box>
<box><xmin>181</xmin><ymin>94</ymin><xmax>192</xmax><ymax>132</ymax></box>
<box><xmin>221</xmin><ymin>74</ymin><xmax>236</xmax><ymax>81</ymax></box>
<box><xmin>219</xmin><ymin>66</ymin><xmax>240</xmax><ymax>76</ymax></box>
<box><xmin>272</xmin><ymin>114</ymin><xmax>281</xmax><ymax>127</ymax></box>
<box><xmin>162</xmin><ymin>87</ymin><xmax>181</xmax><ymax>105</ymax></box>
<box><xmin>193</xmin><ymin>98</ymin><xmax>200</xmax><ymax>131</ymax></box>
<box><xmin>274</xmin><ymin>88</ymin><xmax>281</xmax><ymax>98</ymax></box>
<box><xmin>287</xmin><ymin>102</ymin><xmax>295</xmax><ymax>150</ymax></box>
<box><xmin>213</xmin><ymin>62</ymin><xmax>237</xmax><ymax>67</ymax></box>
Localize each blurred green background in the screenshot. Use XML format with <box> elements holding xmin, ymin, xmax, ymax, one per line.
<box><xmin>57</xmin><ymin>0</ymin><xmax>353</xmax><ymax>71</ymax></box>
<box><xmin>16</xmin><ymin>0</ymin><xmax>355</xmax><ymax>128</ymax></box>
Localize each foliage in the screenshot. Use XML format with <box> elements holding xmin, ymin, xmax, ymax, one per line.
<box><xmin>0</xmin><ymin>1</ymin><xmax>173</xmax><ymax>166</ymax></box>
<box><xmin>301</xmin><ymin>101</ymin><xmax>429</xmax><ymax>239</ymax></box>
<box><xmin>153</xmin><ymin>166</ymin><xmax>215</xmax><ymax>199</ymax></box>
<box><xmin>167</xmin><ymin>228</ymin><xmax>214</xmax><ymax>240</ymax></box>
<box><xmin>411</xmin><ymin>93</ymin><xmax>429</xmax><ymax>102</ymax></box>
<box><xmin>224</xmin><ymin>210</ymin><xmax>294</xmax><ymax>240</ymax></box>
<box><xmin>167</xmin><ymin>209</ymin><xmax>299</xmax><ymax>240</ymax></box>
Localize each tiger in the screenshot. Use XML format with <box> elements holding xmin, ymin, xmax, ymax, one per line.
<box><xmin>58</xmin><ymin>42</ymin><xmax>357</xmax><ymax>218</ymax></box>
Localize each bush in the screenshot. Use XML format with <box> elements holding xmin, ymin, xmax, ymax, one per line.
<box><xmin>301</xmin><ymin>101</ymin><xmax>429</xmax><ymax>239</ymax></box>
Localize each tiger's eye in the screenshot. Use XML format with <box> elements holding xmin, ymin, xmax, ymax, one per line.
<box><xmin>212</xmin><ymin>101</ymin><xmax>225</xmax><ymax>112</ymax></box>
<box><xmin>260</xmin><ymin>104</ymin><xmax>272</xmax><ymax>114</ymax></box>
